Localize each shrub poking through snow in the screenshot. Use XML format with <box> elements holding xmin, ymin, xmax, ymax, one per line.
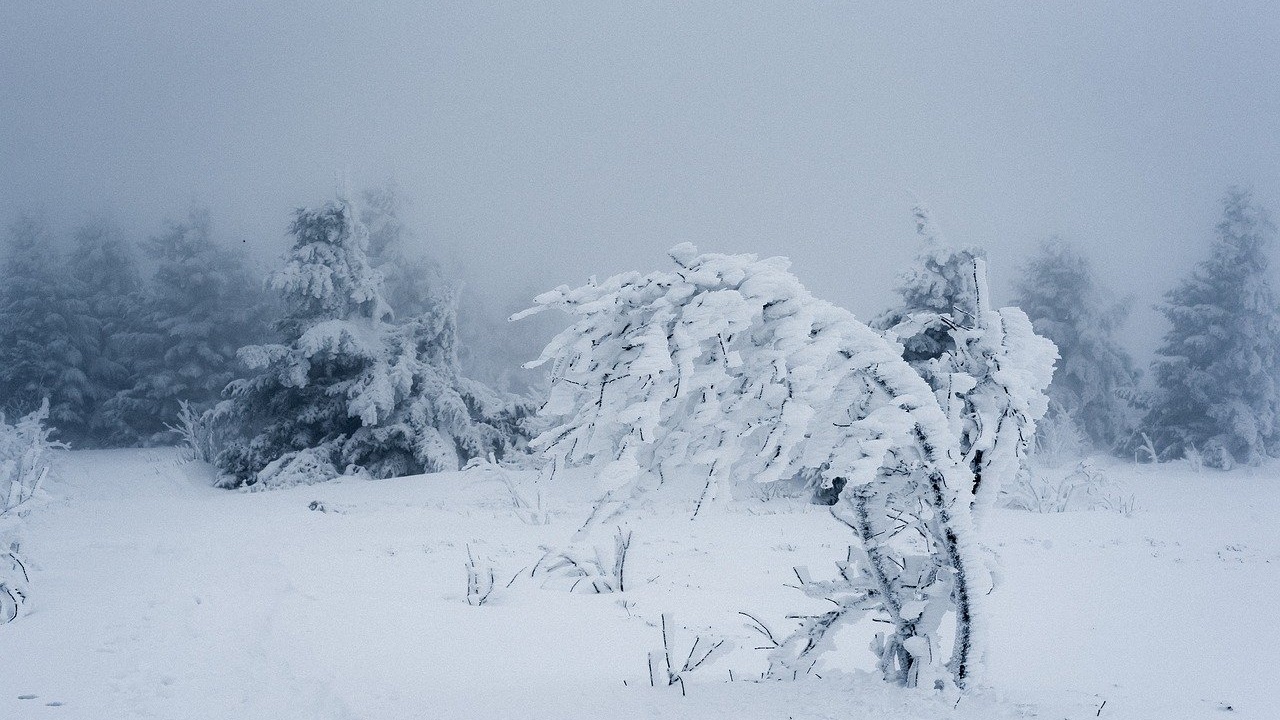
<box><xmin>464</xmin><ymin>454</ymin><xmax>549</xmax><ymax>525</ymax></box>
<box><xmin>465</xmin><ymin>544</ymin><xmax>497</xmax><ymax>606</ymax></box>
<box><xmin>532</xmin><ymin>527</ymin><xmax>632</xmax><ymax>594</ymax></box>
<box><xmin>213</xmin><ymin>197</ymin><xmax>531</xmax><ymax>488</ymax></box>
<box><xmin>518</xmin><ymin>243</ymin><xmax>1054</xmax><ymax>689</ymax></box>
<box><xmin>647</xmin><ymin>614</ymin><xmax>732</xmax><ymax>695</ymax></box>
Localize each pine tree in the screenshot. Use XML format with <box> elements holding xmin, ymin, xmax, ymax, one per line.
<box><xmin>104</xmin><ymin>209</ymin><xmax>271</xmax><ymax>443</ymax></box>
<box><xmin>215</xmin><ymin>197</ymin><xmax>527</xmax><ymax>488</ymax></box>
<box><xmin>0</xmin><ymin>217</ymin><xmax>90</xmax><ymax>439</ymax></box>
<box><xmin>1014</xmin><ymin>238</ymin><xmax>1139</xmax><ymax>451</ymax></box>
<box><xmin>1145</xmin><ymin>188</ymin><xmax>1280</xmax><ymax>468</ymax></box>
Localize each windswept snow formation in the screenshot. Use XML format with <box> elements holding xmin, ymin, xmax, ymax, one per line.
<box><xmin>518</xmin><ymin>243</ymin><xmax>1054</xmax><ymax>688</ymax></box>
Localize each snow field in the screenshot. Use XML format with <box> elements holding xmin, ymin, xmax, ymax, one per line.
<box><xmin>3</xmin><ymin>450</ymin><xmax>1276</xmax><ymax>719</ymax></box>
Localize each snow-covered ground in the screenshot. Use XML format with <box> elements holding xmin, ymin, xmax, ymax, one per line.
<box><xmin>3</xmin><ymin>449</ymin><xmax>1277</xmax><ymax>719</ymax></box>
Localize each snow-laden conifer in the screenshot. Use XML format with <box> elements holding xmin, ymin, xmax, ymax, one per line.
<box><xmin>215</xmin><ymin>197</ymin><xmax>527</xmax><ymax>487</ymax></box>
<box><xmin>0</xmin><ymin>217</ymin><xmax>89</xmax><ymax>437</ymax></box>
<box><xmin>65</xmin><ymin>222</ymin><xmax>147</xmax><ymax>446</ymax></box>
<box><xmin>1144</xmin><ymin>188</ymin><xmax>1280</xmax><ymax>467</ymax></box>
<box><xmin>105</xmin><ymin>209</ymin><xmax>271</xmax><ymax>443</ymax></box>
<box><xmin>1014</xmin><ymin>238</ymin><xmax>1139</xmax><ymax>452</ymax></box>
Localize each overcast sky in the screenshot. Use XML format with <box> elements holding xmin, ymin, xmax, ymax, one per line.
<box><xmin>4</xmin><ymin>1</ymin><xmax>1279</xmax><ymax>358</ymax></box>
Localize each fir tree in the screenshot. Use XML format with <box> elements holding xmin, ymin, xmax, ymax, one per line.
<box><xmin>215</xmin><ymin>197</ymin><xmax>527</xmax><ymax>488</ymax></box>
<box><xmin>1014</xmin><ymin>238</ymin><xmax>1139</xmax><ymax>451</ymax></box>
<box><xmin>872</xmin><ymin>206</ymin><xmax>986</xmax><ymax>366</ymax></box>
<box><xmin>105</xmin><ymin>209</ymin><xmax>271</xmax><ymax>443</ymax></box>
<box><xmin>65</xmin><ymin>221</ymin><xmax>146</xmax><ymax>446</ymax></box>
<box><xmin>1145</xmin><ymin>188</ymin><xmax>1280</xmax><ymax>467</ymax></box>
<box><xmin>0</xmin><ymin>217</ymin><xmax>90</xmax><ymax>438</ymax></box>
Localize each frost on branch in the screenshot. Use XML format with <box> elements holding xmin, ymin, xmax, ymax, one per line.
<box><xmin>876</xmin><ymin>205</ymin><xmax>1057</xmax><ymax>525</ymax></box>
<box><xmin>0</xmin><ymin>400</ymin><xmax>63</xmax><ymax>624</ymax></box>
<box><xmin>518</xmin><ymin>243</ymin><xmax>1030</xmax><ymax>689</ymax></box>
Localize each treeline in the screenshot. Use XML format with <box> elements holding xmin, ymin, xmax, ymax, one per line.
<box><xmin>0</xmin><ymin>187</ymin><xmax>534</xmax><ymax>459</ymax></box>
<box><xmin>0</xmin><ymin>208</ymin><xmax>271</xmax><ymax>447</ymax></box>
<box><xmin>1</xmin><ymin>185</ymin><xmax>1277</xmax><ymax>473</ymax></box>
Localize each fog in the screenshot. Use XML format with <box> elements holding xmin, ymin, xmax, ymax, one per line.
<box><xmin>4</xmin><ymin>1</ymin><xmax>1279</xmax><ymax>359</ymax></box>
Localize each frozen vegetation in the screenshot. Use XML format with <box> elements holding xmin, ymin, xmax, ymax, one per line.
<box><xmin>2</xmin><ymin>186</ymin><xmax>1278</xmax><ymax>717</ymax></box>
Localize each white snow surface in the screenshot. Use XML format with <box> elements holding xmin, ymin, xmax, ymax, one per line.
<box><xmin>3</xmin><ymin>448</ymin><xmax>1277</xmax><ymax>719</ymax></box>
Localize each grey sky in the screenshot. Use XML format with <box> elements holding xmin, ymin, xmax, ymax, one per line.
<box><xmin>4</xmin><ymin>1</ymin><xmax>1279</xmax><ymax>358</ymax></box>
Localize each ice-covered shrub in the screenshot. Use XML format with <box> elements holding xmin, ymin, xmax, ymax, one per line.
<box><xmin>533</xmin><ymin>527</ymin><xmax>632</xmax><ymax>594</ymax></box>
<box><xmin>1003</xmin><ymin>461</ymin><xmax>1134</xmax><ymax>515</ymax></box>
<box><xmin>0</xmin><ymin>400</ymin><xmax>61</xmax><ymax>625</ymax></box>
<box><xmin>464</xmin><ymin>454</ymin><xmax>549</xmax><ymax>525</ymax></box>
<box><xmin>518</xmin><ymin>243</ymin><xmax>1053</xmax><ymax>689</ymax></box>
<box><xmin>1</xmin><ymin>400</ymin><xmax>61</xmax><ymax>517</ymax></box>
<box><xmin>1004</xmin><ymin>405</ymin><xmax>1135</xmax><ymax>515</ymax></box>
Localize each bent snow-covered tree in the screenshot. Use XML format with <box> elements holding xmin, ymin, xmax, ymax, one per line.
<box><xmin>517</xmin><ymin>243</ymin><xmax>1053</xmax><ymax>689</ymax></box>
<box><xmin>215</xmin><ymin>197</ymin><xmax>528</xmax><ymax>488</ymax></box>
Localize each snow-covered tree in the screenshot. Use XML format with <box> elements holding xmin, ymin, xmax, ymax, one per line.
<box><xmin>876</xmin><ymin>207</ymin><xmax>1056</xmax><ymax>522</ymax></box>
<box><xmin>1144</xmin><ymin>188</ymin><xmax>1280</xmax><ymax>468</ymax></box>
<box><xmin>104</xmin><ymin>209</ymin><xmax>272</xmax><ymax>443</ymax></box>
<box><xmin>873</xmin><ymin>207</ymin><xmax>986</xmax><ymax>366</ymax></box>
<box><xmin>215</xmin><ymin>197</ymin><xmax>528</xmax><ymax>488</ymax></box>
<box><xmin>65</xmin><ymin>221</ymin><xmax>147</xmax><ymax>446</ymax></box>
<box><xmin>0</xmin><ymin>217</ymin><xmax>90</xmax><ymax>437</ymax></box>
<box><xmin>360</xmin><ymin>183</ymin><xmax>443</xmax><ymax>321</ymax></box>
<box><xmin>1013</xmin><ymin>239</ymin><xmax>1139</xmax><ymax>452</ymax></box>
<box><xmin>518</xmin><ymin>243</ymin><xmax>1054</xmax><ymax>689</ymax></box>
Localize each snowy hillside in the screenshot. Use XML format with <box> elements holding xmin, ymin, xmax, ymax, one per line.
<box><xmin>3</xmin><ymin>449</ymin><xmax>1275</xmax><ymax>719</ymax></box>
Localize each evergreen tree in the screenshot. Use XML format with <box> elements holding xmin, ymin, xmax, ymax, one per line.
<box><xmin>1144</xmin><ymin>188</ymin><xmax>1280</xmax><ymax>468</ymax></box>
<box><xmin>873</xmin><ymin>206</ymin><xmax>985</xmax><ymax>367</ymax></box>
<box><xmin>65</xmin><ymin>221</ymin><xmax>146</xmax><ymax>446</ymax></box>
<box><xmin>1014</xmin><ymin>238</ymin><xmax>1139</xmax><ymax>451</ymax></box>
<box><xmin>0</xmin><ymin>217</ymin><xmax>90</xmax><ymax>438</ymax></box>
<box><xmin>215</xmin><ymin>197</ymin><xmax>527</xmax><ymax>488</ymax></box>
<box><xmin>876</xmin><ymin>206</ymin><xmax>1056</xmax><ymax>514</ymax></box>
<box><xmin>104</xmin><ymin>209</ymin><xmax>271</xmax><ymax>443</ymax></box>
<box><xmin>360</xmin><ymin>183</ymin><xmax>442</xmax><ymax>320</ymax></box>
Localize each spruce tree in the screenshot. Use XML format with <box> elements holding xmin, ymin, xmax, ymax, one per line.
<box><xmin>1014</xmin><ymin>238</ymin><xmax>1139</xmax><ymax>451</ymax></box>
<box><xmin>0</xmin><ymin>217</ymin><xmax>90</xmax><ymax>438</ymax></box>
<box><xmin>105</xmin><ymin>209</ymin><xmax>271</xmax><ymax>443</ymax></box>
<box><xmin>1145</xmin><ymin>188</ymin><xmax>1280</xmax><ymax>467</ymax></box>
<box><xmin>65</xmin><ymin>221</ymin><xmax>146</xmax><ymax>446</ymax></box>
<box><xmin>215</xmin><ymin>197</ymin><xmax>527</xmax><ymax>488</ymax></box>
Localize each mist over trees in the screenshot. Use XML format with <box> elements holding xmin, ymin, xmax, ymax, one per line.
<box><xmin>2</xmin><ymin>183</ymin><xmax>1279</xmax><ymax>474</ymax></box>
<box><xmin>1142</xmin><ymin>188</ymin><xmax>1280</xmax><ymax>468</ymax></box>
<box><xmin>1013</xmin><ymin>238</ymin><xmax>1141</xmax><ymax>452</ymax></box>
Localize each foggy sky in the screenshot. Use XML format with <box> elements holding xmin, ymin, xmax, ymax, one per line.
<box><xmin>4</xmin><ymin>1</ymin><xmax>1280</xmax><ymax>359</ymax></box>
